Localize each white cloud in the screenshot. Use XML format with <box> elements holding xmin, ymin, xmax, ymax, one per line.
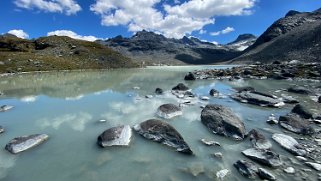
<box><xmin>198</xmin><ymin>29</ymin><xmax>207</xmax><ymax>34</ymax></box>
<box><xmin>90</xmin><ymin>0</ymin><xmax>255</xmax><ymax>38</ymax></box>
<box><xmin>14</xmin><ymin>0</ymin><xmax>81</xmax><ymax>15</ymax></box>
<box><xmin>210</xmin><ymin>26</ymin><xmax>235</xmax><ymax>36</ymax></box>
<box><xmin>47</xmin><ymin>30</ymin><xmax>99</xmax><ymax>41</ymax></box>
<box><xmin>7</xmin><ymin>29</ymin><xmax>29</xmax><ymax>39</ymax></box>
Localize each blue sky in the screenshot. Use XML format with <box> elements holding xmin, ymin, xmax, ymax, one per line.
<box><xmin>0</xmin><ymin>0</ymin><xmax>320</xmax><ymax>44</ymax></box>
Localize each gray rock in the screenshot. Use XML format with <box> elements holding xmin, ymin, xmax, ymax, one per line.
<box><xmin>209</xmin><ymin>89</ymin><xmax>219</xmax><ymax>96</ymax></box>
<box><xmin>288</xmin><ymin>86</ymin><xmax>312</xmax><ymax>95</ymax></box>
<box><xmin>305</xmin><ymin>162</ymin><xmax>321</xmax><ymax>171</ymax></box>
<box><xmin>318</xmin><ymin>96</ymin><xmax>321</xmax><ymax>103</ymax></box>
<box><xmin>248</xmin><ymin>129</ymin><xmax>272</xmax><ymax>150</ymax></box>
<box><xmin>97</xmin><ymin>125</ymin><xmax>132</xmax><ymax>147</ymax></box>
<box><xmin>258</xmin><ymin>168</ymin><xmax>276</xmax><ymax>181</ymax></box>
<box><xmin>5</xmin><ymin>134</ymin><xmax>49</xmax><ymax>154</ymax></box>
<box><xmin>233</xmin><ymin>160</ymin><xmax>258</xmax><ymax>179</ymax></box>
<box><xmin>184</xmin><ymin>72</ymin><xmax>196</xmax><ymax>80</ymax></box>
<box><xmin>281</xmin><ymin>94</ymin><xmax>299</xmax><ymax>104</ymax></box>
<box><xmin>266</xmin><ymin>114</ymin><xmax>278</xmax><ymax>124</ymax></box>
<box><xmin>279</xmin><ymin>113</ymin><xmax>314</xmax><ymax>135</ymax></box>
<box><xmin>201</xmin><ymin>104</ymin><xmax>246</xmax><ymax>140</ymax></box>
<box><xmin>172</xmin><ymin>83</ymin><xmax>189</xmax><ymax>91</ymax></box>
<box><xmin>242</xmin><ymin>148</ymin><xmax>282</xmax><ymax>167</ymax></box>
<box><xmin>0</xmin><ymin>126</ymin><xmax>4</xmax><ymax>134</ymax></box>
<box><xmin>272</xmin><ymin>133</ymin><xmax>306</xmax><ymax>156</ymax></box>
<box><xmin>283</xmin><ymin>167</ymin><xmax>295</xmax><ymax>174</ymax></box>
<box><xmin>133</xmin><ymin>119</ymin><xmax>193</xmax><ymax>154</ymax></box>
<box><xmin>291</xmin><ymin>104</ymin><xmax>313</xmax><ymax>119</ymax></box>
<box><xmin>0</xmin><ymin>105</ymin><xmax>14</xmax><ymax>112</ymax></box>
<box><xmin>216</xmin><ymin>169</ymin><xmax>229</xmax><ymax>180</ymax></box>
<box><xmin>231</xmin><ymin>91</ymin><xmax>284</xmax><ymax>107</ymax></box>
<box><xmin>155</xmin><ymin>88</ymin><xmax>163</xmax><ymax>95</ymax></box>
<box><xmin>212</xmin><ymin>152</ymin><xmax>223</xmax><ymax>159</ymax></box>
<box><xmin>200</xmin><ymin>139</ymin><xmax>220</xmax><ymax>146</ymax></box>
<box><xmin>156</xmin><ymin>103</ymin><xmax>182</xmax><ymax>119</ymax></box>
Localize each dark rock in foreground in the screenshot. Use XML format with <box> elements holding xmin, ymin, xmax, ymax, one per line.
<box><xmin>318</xmin><ymin>96</ymin><xmax>321</xmax><ymax>103</ymax></box>
<box><xmin>231</xmin><ymin>91</ymin><xmax>284</xmax><ymax>108</ymax></box>
<box><xmin>201</xmin><ymin>104</ymin><xmax>246</xmax><ymax>140</ymax></box>
<box><xmin>287</xmin><ymin>86</ymin><xmax>312</xmax><ymax>95</ymax></box>
<box><xmin>242</xmin><ymin>148</ymin><xmax>283</xmax><ymax>167</ymax></box>
<box><xmin>184</xmin><ymin>72</ymin><xmax>196</xmax><ymax>80</ymax></box>
<box><xmin>291</xmin><ymin>104</ymin><xmax>313</xmax><ymax>119</ymax></box>
<box><xmin>97</xmin><ymin>125</ymin><xmax>132</xmax><ymax>147</ymax></box>
<box><xmin>234</xmin><ymin>160</ymin><xmax>258</xmax><ymax>179</ymax></box>
<box><xmin>258</xmin><ymin>168</ymin><xmax>276</xmax><ymax>181</ymax></box>
<box><xmin>209</xmin><ymin>89</ymin><xmax>219</xmax><ymax>96</ymax></box>
<box><xmin>272</xmin><ymin>133</ymin><xmax>306</xmax><ymax>156</ymax></box>
<box><xmin>279</xmin><ymin>113</ymin><xmax>314</xmax><ymax>135</ymax></box>
<box><xmin>155</xmin><ymin>88</ymin><xmax>163</xmax><ymax>95</ymax></box>
<box><xmin>248</xmin><ymin>129</ymin><xmax>272</xmax><ymax>150</ymax></box>
<box><xmin>0</xmin><ymin>126</ymin><xmax>4</xmax><ymax>134</ymax></box>
<box><xmin>133</xmin><ymin>119</ymin><xmax>193</xmax><ymax>154</ymax></box>
<box><xmin>5</xmin><ymin>134</ymin><xmax>49</xmax><ymax>154</ymax></box>
<box><xmin>156</xmin><ymin>103</ymin><xmax>182</xmax><ymax>119</ymax></box>
<box><xmin>172</xmin><ymin>83</ymin><xmax>189</xmax><ymax>91</ymax></box>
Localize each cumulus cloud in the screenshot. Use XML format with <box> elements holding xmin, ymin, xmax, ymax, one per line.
<box><xmin>198</xmin><ymin>29</ymin><xmax>207</xmax><ymax>35</ymax></box>
<box><xmin>47</xmin><ymin>30</ymin><xmax>99</xmax><ymax>41</ymax></box>
<box><xmin>90</xmin><ymin>0</ymin><xmax>255</xmax><ymax>38</ymax></box>
<box><xmin>210</xmin><ymin>27</ymin><xmax>235</xmax><ymax>36</ymax></box>
<box><xmin>14</xmin><ymin>0</ymin><xmax>81</xmax><ymax>15</ymax></box>
<box><xmin>7</xmin><ymin>29</ymin><xmax>29</xmax><ymax>39</ymax></box>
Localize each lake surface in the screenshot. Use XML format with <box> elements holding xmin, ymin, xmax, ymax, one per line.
<box><xmin>0</xmin><ymin>66</ymin><xmax>320</xmax><ymax>181</ymax></box>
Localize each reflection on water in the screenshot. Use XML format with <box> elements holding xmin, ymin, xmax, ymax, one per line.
<box><xmin>0</xmin><ymin>66</ymin><xmax>320</xmax><ymax>181</ymax></box>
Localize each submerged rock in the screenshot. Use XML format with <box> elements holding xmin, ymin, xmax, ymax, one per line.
<box><xmin>242</xmin><ymin>148</ymin><xmax>283</xmax><ymax>167</ymax></box>
<box><xmin>155</xmin><ymin>88</ymin><xmax>163</xmax><ymax>95</ymax></box>
<box><xmin>201</xmin><ymin>104</ymin><xmax>246</xmax><ymax>140</ymax></box>
<box><xmin>5</xmin><ymin>134</ymin><xmax>49</xmax><ymax>154</ymax></box>
<box><xmin>97</xmin><ymin>125</ymin><xmax>132</xmax><ymax>147</ymax></box>
<box><xmin>209</xmin><ymin>89</ymin><xmax>219</xmax><ymax>96</ymax></box>
<box><xmin>156</xmin><ymin>104</ymin><xmax>182</xmax><ymax>119</ymax></box>
<box><xmin>0</xmin><ymin>105</ymin><xmax>14</xmax><ymax>112</ymax></box>
<box><xmin>272</xmin><ymin>133</ymin><xmax>306</xmax><ymax>156</ymax></box>
<box><xmin>231</xmin><ymin>91</ymin><xmax>284</xmax><ymax>107</ymax></box>
<box><xmin>248</xmin><ymin>129</ymin><xmax>272</xmax><ymax>150</ymax></box>
<box><xmin>0</xmin><ymin>126</ymin><xmax>4</xmax><ymax>134</ymax></box>
<box><xmin>279</xmin><ymin>113</ymin><xmax>314</xmax><ymax>135</ymax></box>
<box><xmin>200</xmin><ymin>138</ymin><xmax>220</xmax><ymax>146</ymax></box>
<box><xmin>234</xmin><ymin>86</ymin><xmax>255</xmax><ymax>92</ymax></box>
<box><xmin>182</xmin><ymin>162</ymin><xmax>205</xmax><ymax>177</ymax></box>
<box><xmin>172</xmin><ymin>83</ymin><xmax>189</xmax><ymax>91</ymax></box>
<box><xmin>283</xmin><ymin>167</ymin><xmax>295</xmax><ymax>174</ymax></box>
<box><xmin>184</xmin><ymin>72</ymin><xmax>196</xmax><ymax>80</ymax></box>
<box><xmin>216</xmin><ymin>169</ymin><xmax>229</xmax><ymax>180</ymax></box>
<box><xmin>266</xmin><ymin>114</ymin><xmax>278</xmax><ymax>124</ymax></box>
<box><xmin>233</xmin><ymin>160</ymin><xmax>258</xmax><ymax>179</ymax></box>
<box><xmin>133</xmin><ymin>119</ymin><xmax>193</xmax><ymax>154</ymax></box>
<box><xmin>281</xmin><ymin>94</ymin><xmax>299</xmax><ymax>104</ymax></box>
<box><xmin>291</xmin><ymin>104</ymin><xmax>313</xmax><ymax>119</ymax></box>
<box><xmin>287</xmin><ymin>86</ymin><xmax>312</xmax><ymax>95</ymax></box>
<box><xmin>258</xmin><ymin>168</ymin><xmax>276</xmax><ymax>181</ymax></box>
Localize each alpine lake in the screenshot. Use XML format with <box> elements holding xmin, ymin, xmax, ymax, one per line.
<box><xmin>0</xmin><ymin>65</ymin><xmax>320</xmax><ymax>181</ymax></box>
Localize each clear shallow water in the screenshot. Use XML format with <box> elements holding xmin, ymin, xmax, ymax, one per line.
<box><xmin>0</xmin><ymin>66</ymin><xmax>320</xmax><ymax>181</ymax></box>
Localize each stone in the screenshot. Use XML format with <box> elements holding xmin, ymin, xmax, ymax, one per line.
<box><xmin>287</xmin><ymin>86</ymin><xmax>312</xmax><ymax>95</ymax></box>
<box><xmin>266</xmin><ymin>114</ymin><xmax>278</xmax><ymax>124</ymax></box>
<box><xmin>234</xmin><ymin>86</ymin><xmax>255</xmax><ymax>92</ymax></box>
<box><xmin>172</xmin><ymin>83</ymin><xmax>189</xmax><ymax>91</ymax></box>
<box><xmin>258</xmin><ymin>168</ymin><xmax>276</xmax><ymax>181</ymax></box>
<box><xmin>291</xmin><ymin>104</ymin><xmax>313</xmax><ymax>119</ymax></box>
<box><xmin>0</xmin><ymin>105</ymin><xmax>14</xmax><ymax>112</ymax></box>
<box><xmin>156</xmin><ymin>103</ymin><xmax>182</xmax><ymax>119</ymax></box>
<box><xmin>283</xmin><ymin>167</ymin><xmax>295</xmax><ymax>174</ymax></box>
<box><xmin>272</xmin><ymin>133</ymin><xmax>306</xmax><ymax>156</ymax></box>
<box><xmin>212</xmin><ymin>152</ymin><xmax>223</xmax><ymax>159</ymax></box>
<box><xmin>242</xmin><ymin>148</ymin><xmax>283</xmax><ymax>167</ymax></box>
<box><xmin>155</xmin><ymin>88</ymin><xmax>163</xmax><ymax>95</ymax></box>
<box><xmin>305</xmin><ymin>162</ymin><xmax>321</xmax><ymax>171</ymax></box>
<box><xmin>0</xmin><ymin>126</ymin><xmax>4</xmax><ymax>134</ymax></box>
<box><xmin>133</xmin><ymin>86</ymin><xmax>140</xmax><ymax>90</ymax></box>
<box><xmin>233</xmin><ymin>160</ymin><xmax>258</xmax><ymax>179</ymax></box>
<box><xmin>201</xmin><ymin>104</ymin><xmax>246</xmax><ymax>140</ymax></box>
<box><xmin>184</xmin><ymin>72</ymin><xmax>196</xmax><ymax>80</ymax></box>
<box><xmin>209</xmin><ymin>89</ymin><xmax>219</xmax><ymax>96</ymax></box>
<box><xmin>133</xmin><ymin>119</ymin><xmax>193</xmax><ymax>154</ymax></box>
<box><xmin>97</xmin><ymin>125</ymin><xmax>132</xmax><ymax>147</ymax></box>
<box><xmin>296</xmin><ymin>156</ymin><xmax>307</xmax><ymax>161</ymax></box>
<box><xmin>279</xmin><ymin>113</ymin><xmax>314</xmax><ymax>135</ymax></box>
<box><xmin>98</xmin><ymin>119</ymin><xmax>107</xmax><ymax>123</ymax></box>
<box><xmin>281</xmin><ymin>94</ymin><xmax>299</xmax><ymax>104</ymax></box>
<box><xmin>318</xmin><ymin>96</ymin><xmax>321</xmax><ymax>103</ymax></box>
<box><xmin>248</xmin><ymin>129</ymin><xmax>272</xmax><ymax>150</ymax></box>
<box><xmin>216</xmin><ymin>169</ymin><xmax>229</xmax><ymax>180</ymax></box>
<box><xmin>200</xmin><ymin>139</ymin><xmax>220</xmax><ymax>146</ymax></box>
<box><xmin>200</xmin><ymin>96</ymin><xmax>210</xmax><ymax>101</ymax></box>
<box><xmin>5</xmin><ymin>134</ymin><xmax>49</xmax><ymax>154</ymax></box>
<box><xmin>231</xmin><ymin>91</ymin><xmax>284</xmax><ymax>108</ymax></box>
<box><xmin>145</xmin><ymin>95</ymin><xmax>153</xmax><ymax>98</ymax></box>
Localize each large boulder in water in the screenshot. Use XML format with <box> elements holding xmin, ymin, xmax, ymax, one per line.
<box><xmin>234</xmin><ymin>160</ymin><xmax>258</xmax><ymax>179</ymax></box>
<box><xmin>184</xmin><ymin>72</ymin><xmax>196</xmax><ymax>80</ymax></box>
<box><xmin>272</xmin><ymin>133</ymin><xmax>306</xmax><ymax>156</ymax></box>
<box><xmin>97</xmin><ymin>125</ymin><xmax>132</xmax><ymax>147</ymax></box>
<box><xmin>279</xmin><ymin>113</ymin><xmax>314</xmax><ymax>135</ymax></box>
<box><xmin>291</xmin><ymin>104</ymin><xmax>313</xmax><ymax>119</ymax></box>
<box><xmin>156</xmin><ymin>103</ymin><xmax>182</xmax><ymax>119</ymax></box>
<box><xmin>231</xmin><ymin>91</ymin><xmax>284</xmax><ymax>107</ymax></box>
<box><xmin>133</xmin><ymin>119</ymin><xmax>193</xmax><ymax>154</ymax></box>
<box><xmin>201</xmin><ymin>104</ymin><xmax>246</xmax><ymax>140</ymax></box>
<box><xmin>5</xmin><ymin>134</ymin><xmax>49</xmax><ymax>154</ymax></box>
<box><xmin>242</xmin><ymin>148</ymin><xmax>283</xmax><ymax>167</ymax></box>
<box><xmin>172</xmin><ymin>83</ymin><xmax>189</xmax><ymax>91</ymax></box>
<box><xmin>248</xmin><ymin>129</ymin><xmax>272</xmax><ymax>150</ymax></box>
<box><xmin>287</xmin><ymin>86</ymin><xmax>312</xmax><ymax>95</ymax></box>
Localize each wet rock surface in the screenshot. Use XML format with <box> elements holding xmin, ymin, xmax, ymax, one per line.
<box><xmin>278</xmin><ymin>113</ymin><xmax>314</xmax><ymax>135</ymax></box>
<box><xmin>133</xmin><ymin>119</ymin><xmax>193</xmax><ymax>154</ymax></box>
<box><xmin>248</xmin><ymin>129</ymin><xmax>272</xmax><ymax>150</ymax></box>
<box><xmin>172</xmin><ymin>83</ymin><xmax>189</xmax><ymax>91</ymax></box>
<box><xmin>231</xmin><ymin>91</ymin><xmax>284</xmax><ymax>107</ymax></box>
<box><xmin>5</xmin><ymin>134</ymin><xmax>49</xmax><ymax>154</ymax></box>
<box><xmin>156</xmin><ymin>103</ymin><xmax>182</xmax><ymax>119</ymax></box>
<box><xmin>272</xmin><ymin>133</ymin><xmax>306</xmax><ymax>156</ymax></box>
<box><xmin>242</xmin><ymin>148</ymin><xmax>283</xmax><ymax>167</ymax></box>
<box><xmin>234</xmin><ymin>160</ymin><xmax>258</xmax><ymax>179</ymax></box>
<box><xmin>291</xmin><ymin>104</ymin><xmax>313</xmax><ymax>119</ymax></box>
<box><xmin>97</xmin><ymin>125</ymin><xmax>132</xmax><ymax>147</ymax></box>
<box><xmin>201</xmin><ymin>104</ymin><xmax>246</xmax><ymax>140</ymax></box>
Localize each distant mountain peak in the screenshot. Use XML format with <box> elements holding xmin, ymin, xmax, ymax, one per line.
<box><xmin>285</xmin><ymin>10</ymin><xmax>301</xmax><ymax>17</ymax></box>
<box><xmin>228</xmin><ymin>34</ymin><xmax>256</xmax><ymax>45</ymax></box>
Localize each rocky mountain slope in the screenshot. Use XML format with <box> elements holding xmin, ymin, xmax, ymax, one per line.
<box><xmin>99</xmin><ymin>30</ymin><xmax>256</xmax><ymax>65</ymax></box>
<box><xmin>0</xmin><ymin>34</ymin><xmax>138</xmax><ymax>73</ymax></box>
<box><xmin>227</xmin><ymin>34</ymin><xmax>257</xmax><ymax>51</ymax></box>
<box><xmin>232</xmin><ymin>8</ymin><xmax>321</xmax><ymax>63</ymax></box>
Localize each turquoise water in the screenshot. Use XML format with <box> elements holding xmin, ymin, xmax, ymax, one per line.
<box><xmin>0</xmin><ymin>66</ymin><xmax>320</xmax><ymax>181</ymax></box>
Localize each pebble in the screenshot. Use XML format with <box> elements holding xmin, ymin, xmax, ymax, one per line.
<box><xmin>145</xmin><ymin>95</ymin><xmax>153</xmax><ymax>98</ymax></box>
<box><xmin>212</xmin><ymin>152</ymin><xmax>223</xmax><ymax>159</ymax></box>
<box><xmin>283</xmin><ymin>167</ymin><xmax>295</xmax><ymax>174</ymax></box>
<box><xmin>98</xmin><ymin>119</ymin><xmax>107</xmax><ymax>123</ymax></box>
